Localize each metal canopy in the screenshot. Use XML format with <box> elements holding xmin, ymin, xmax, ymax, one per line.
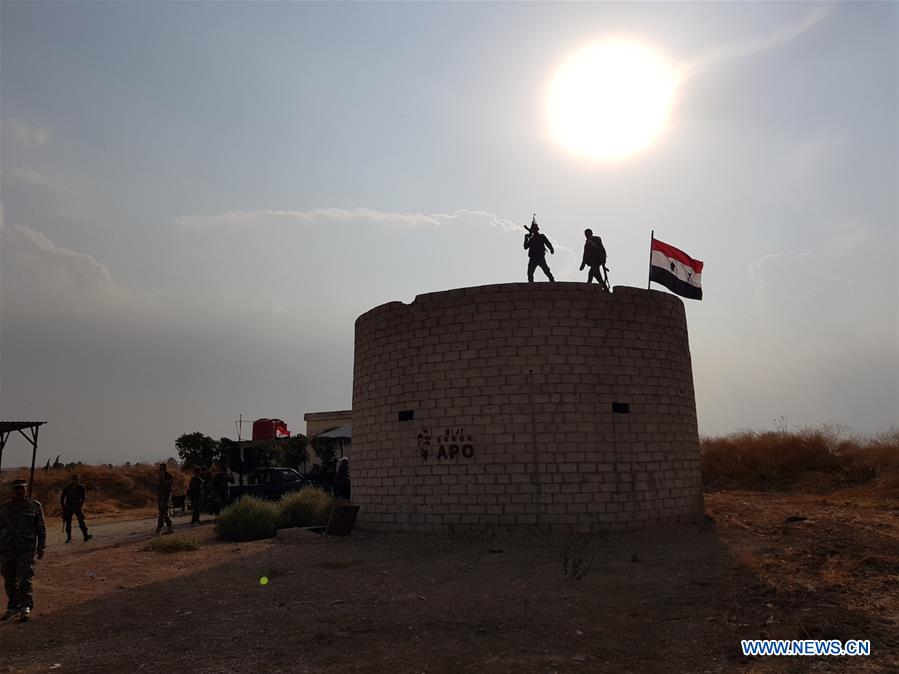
<box><xmin>0</xmin><ymin>421</ymin><xmax>47</xmax><ymax>496</ymax></box>
<box><xmin>318</xmin><ymin>424</ymin><xmax>352</xmax><ymax>440</ymax></box>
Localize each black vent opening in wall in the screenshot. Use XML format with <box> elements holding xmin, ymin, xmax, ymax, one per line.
<box><xmin>612</xmin><ymin>402</ymin><xmax>630</xmax><ymax>414</ymax></box>
<box><xmin>398</xmin><ymin>410</ymin><xmax>415</xmax><ymax>422</ymax></box>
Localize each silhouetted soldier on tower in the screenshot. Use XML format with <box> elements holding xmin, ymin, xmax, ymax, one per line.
<box><xmin>523</xmin><ymin>215</ymin><xmax>555</xmax><ymax>282</ymax></box>
<box><xmin>579</xmin><ymin>228</ymin><xmax>609</xmax><ymax>289</ymax></box>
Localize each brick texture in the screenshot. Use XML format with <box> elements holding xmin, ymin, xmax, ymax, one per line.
<box><xmin>352</xmin><ymin>283</ymin><xmax>704</xmax><ymax>533</ymax></box>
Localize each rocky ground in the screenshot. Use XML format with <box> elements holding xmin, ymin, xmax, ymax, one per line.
<box><xmin>1</xmin><ymin>492</ymin><xmax>896</xmax><ymax>673</ymax></box>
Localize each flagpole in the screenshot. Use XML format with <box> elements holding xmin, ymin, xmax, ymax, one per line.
<box><xmin>647</xmin><ymin>229</ymin><xmax>654</xmax><ymax>290</ymax></box>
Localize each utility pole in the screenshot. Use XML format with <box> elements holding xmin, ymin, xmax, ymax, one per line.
<box><xmin>234</xmin><ymin>414</ymin><xmax>253</xmax><ymax>486</ymax></box>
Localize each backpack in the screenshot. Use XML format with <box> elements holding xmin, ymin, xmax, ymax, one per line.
<box><xmin>586</xmin><ymin>236</ymin><xmax>606</xmax><ymax>266</ymax></box>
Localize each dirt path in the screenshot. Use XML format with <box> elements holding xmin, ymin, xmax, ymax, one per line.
<box><xmin>42</xmin><ymin>508</ymin><xmax>217</xmax><ymax>554</ymax></box>
<box><xmin>1</xmin><ymin>493</ymin><xmax>896</xmax><ymax>673</ymax></box>
<box><xmin>44</xmin><ymin>509</ymin><xmax>162</xmax><ymax>551</ymax></box>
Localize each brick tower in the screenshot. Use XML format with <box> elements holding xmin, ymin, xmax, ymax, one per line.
<box><xmin>352</xmin><ymin>284</ymin><xmax>703</xmax><ymax>532</ymax></box>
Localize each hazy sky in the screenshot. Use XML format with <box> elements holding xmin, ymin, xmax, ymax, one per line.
<box><xmin>1</xmin><ymin>2</ymin><xmax>897</xmax><ymax>466</ymax></box>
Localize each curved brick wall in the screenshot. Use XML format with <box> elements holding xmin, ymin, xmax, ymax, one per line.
<box><xmin>352</xmin><ymin>283</ymin><xmax>703</xmax><ymax>533</ymax></box>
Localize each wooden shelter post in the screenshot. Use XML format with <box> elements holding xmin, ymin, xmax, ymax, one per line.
<box><xmin>0</xmin><ymin>422</ymin><xmax>47</xmax><ymax>497</ymax></box>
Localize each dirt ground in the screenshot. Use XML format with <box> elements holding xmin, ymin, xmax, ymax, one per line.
<box><xmin>1</xmin><ymin>492</ymin><xmax>897</xmax><ymax>673</ymax></box>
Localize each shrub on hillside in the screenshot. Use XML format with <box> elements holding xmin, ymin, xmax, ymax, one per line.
<box><xmin>701</xmin><ymin>429</ymin><xmax>841</xmax><ymax>490</ymax></box>
<box><xmin>215</xmin><ymin>496</ymin><xmax>279</xmax><ymax>541</ymax></box>
<box><xmin>838</xmin><ymin>429</ymin><xmax>899</xmax><ymax>494</ymax></box>
<box><xmin>701</xmin><ymin>426</ymin><xmax>899</xmax><ymax>494</ymax></box>
<box><xmin>276</xmin><ymin>488</ymin><xmax>333</xmax><ymax>529</ymax></box>
<box><xmin>6</xmin><ymin>464</ymin><xmax>188</xmax><ymax>516</ymax></box>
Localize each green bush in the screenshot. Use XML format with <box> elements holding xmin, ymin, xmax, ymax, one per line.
<box><xmin>277</xmin><ymin>488</ymin><xmax>333</xmax><ymax>529</ymax></box>
<box><xmin>142</xmin><ymin>536</ymin><xmax>199</xmax><ymax>553</ymax></box>
<box><xmin>215</xmin><ymin>496</ymin><xmax>279</xmax><ymax>541</ymax></box>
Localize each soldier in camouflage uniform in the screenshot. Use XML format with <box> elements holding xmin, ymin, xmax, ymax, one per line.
<box><xmin>154</xmin><ymin>464</ymin><xmax>175</xmax><ymax>536</ymax></box>
<box><xmin>0</xmin><ymin>479</ymin><xmax>47</xmax><ymax>622</ymax></box>
<box><xmin>60</xmin><ymin>474</ymin><xmax>92</xmax><ymax>543</ymax></box>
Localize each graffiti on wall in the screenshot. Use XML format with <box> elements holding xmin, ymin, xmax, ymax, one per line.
<box><xmin>417</xmin><ymin>428</ymin><xmax>474</xmax><ymax>461</ymax></box>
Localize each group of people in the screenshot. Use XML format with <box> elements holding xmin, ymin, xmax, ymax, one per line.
<box><xmin>1</xmin><ymin>457</ymin><xmax>350</xmax><ymax>620</ymax></box>
<box><xmin>186</xmin><ymin>463</ymin><xmax>234</xmax><ymax>526</ymax></box>
<box><xmin>305</xmin><ymin>456</ymin><xmax>351</xmax><ymax>501</ymax></box>
<box><xmin>523</xmin><ymin>216</ymin><xmax>608</xmax><ymax>288</ymax></box>
<box><xmin>154</xmin><ymin>462</ymin><xmax>234</xmax><ymax>534</ymax></box>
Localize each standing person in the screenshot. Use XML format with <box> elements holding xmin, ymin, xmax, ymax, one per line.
<box><xmin>212</xmin><ymin>464</ymin><xmax>233</xmax><ymax>516</ymax></box>
<box><xmin>333</xmin><ymin>457</ymin><xmax>351</xmax><ymax>501</ymax></box>
<box><xmin>579</xmin><ymin>228</ymin><xmax>608</xmax><ymax>287</ymax></box>
<box><xmin>154</xmin><ymin>464</ymin><xmax>174</xmax><ymax>536</ymax></box>
<box><xmin>0</xmin><ymin>479</ymin><xmax>46</xmax><ymax>622</ymax></box>
<box><xmin>188</xmin><ymin>468</ymin><xmax>204</xmax><ymax>526</ymax></box>
<box><xmin>523</xmin><ymin>215</ymin><xmax>555</xmax><ymax>283</ymax></box>
<box><xmin>201</xmin><ymin>467</ymin><xmax>215</xmax><ymax>514</ymax></box>
<box><xmin>323</xmin><ymin>458</ymin><xmax>337</xmax><ymax>496</ymax></box>
<box><xmin>60</xmin><ymin>474</ymin><xmax>92</xmax><ymax>543</ymax></box>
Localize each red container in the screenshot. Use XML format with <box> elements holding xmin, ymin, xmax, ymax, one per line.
<box><xmin>252</xmin><ymin>418</ymin><xmax>275</xmax><ymax>440</ymax></box>
<box><xmin>252</xmin><ymin>418</ymin><xmax>289</xmax><ymax>440</ymax></box>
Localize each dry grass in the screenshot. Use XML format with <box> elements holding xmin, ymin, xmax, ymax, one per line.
<box><xmin>214</xmin><ymin>496</ymin><xmax>279</xmax><ymax>541</ymax></box>
<box><xmin>276</xmin><ymin>487</ymin><xmax>333</xmax><ymax>529</ymax></box>
<box><xmin>701</xmin><ymin>427</ymin><xmax>899</xmax><ymax>495</ymax></box>
<box><xmin>142</xmin><ymin>536</ymin><xmax>200</xmax><ymax>553</ymax></box>
<box><xmin>1</xmin><ymin>463</ymin><xmax>188</xmax><ymax>516</ymax></box>
<box><xmin>3</xmin><ymin>425</ymin><xmax>896</xmax><ymax>516</ymax></box>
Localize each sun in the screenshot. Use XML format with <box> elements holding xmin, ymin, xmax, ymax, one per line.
<box><xmin>546</xmin><ymin>40</ymin><xmax>679</xmax><ymax>161</ymax></box>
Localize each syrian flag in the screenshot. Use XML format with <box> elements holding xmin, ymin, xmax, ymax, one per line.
<box><xmin>649</xmin><ymin>237</ymin><xmax>703</xmax><ymax>300</ymax></box>
<box><xmin>274</xmin><ymin>419</ymin><xmax>289</xmax><ymax>438</ymax></box>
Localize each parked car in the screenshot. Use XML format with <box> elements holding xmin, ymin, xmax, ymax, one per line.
<box><xmin>227</xmin><ymin>467</ymin><xmax>323</xmax><ymax>504</ymax></box>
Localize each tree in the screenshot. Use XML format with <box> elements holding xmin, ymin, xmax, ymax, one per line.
<box><xmin>311</xmin><ymin>436</ymin><xmax>337</xmax><ymax>468</ymax></box>
<box><xmin>273</xmin><ymin>435</ymin><xmax>309</xmax><ymax>470</ymax></box>
<box><xmin>175</xmin><ymin>432</ymin><xmax>219</xmax><ymax>469</ymax></box>
<box><xmin>249</xmin><ymin>436</ymin><xmax>310</xmax><ymax>471</ymax></box>
<box><xmin>219</xmin><ymin>437</ymin><xmax>238</xmax><ymax>469</ymax></box>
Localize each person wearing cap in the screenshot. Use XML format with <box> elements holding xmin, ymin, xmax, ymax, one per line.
<box><xmin>0</xmin><ymin>479</ymin><xmax>47</xmax><ymax>621</ymax></box>
<box><xmin>60</xmin><ymin>474</ymin><xmax>92</xmax><ymax>543</ymax></box>
<box><xmin>523</xmin><ymin>216</ymin><xmax>555</xmax><ymax>283</ymax></box>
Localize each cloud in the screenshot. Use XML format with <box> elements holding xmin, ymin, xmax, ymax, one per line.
<box><xmin>782</xmin><ymin>135</ymin><xmax>847</xmax><ymax>178</ymax></box>
<box><xmin>748</xmin><ymin>251</ymin><xmax>853</xmax><ymax>313</ymax></box>
<box><xmin>0</xmin><ymin>211</ymin><xmax>355</xmax><ymax>466</ymax></box>
<box><xmin>173</xmin><ymin>207</ymin><xmax>440</xmax><ymax>229</ymax></box>
<box><xmin>1</xmin><ymin>118</ymin><xmax>50</xmax><ymax>145</ymax></box>
<box><xmin>172</xmin><ymin>206</ymin><xmax>576</xmax><ymax>274</ymax></box>
<box><xmin>746</xmin><ymin>250</ymin><xmax>870</xmax><ymax>348</ymax></box>
<box><xmin>2</xmin><ymin>204</ymin><xmax>580</xmax><ymax>351</ymax></box>
<box><xmin>0</xmin><ymin>218</ymin><xmax>133</xmax><ymax>319</ymax></box>
<box><xmin>749</xmin><ymin>251</ymin><xmax>852</xmax><ymax>288</ymax></box>
<box><xmin>172</xmin><ymin>207</ymin><xmax>524</xmax><ymax>232</ymax></box>
<box><xmin>681</xmin><ymin>4</ymin><xmax>836</xmax><ymax>79</ymax></box>
<box><xmin>1</xmin><ymin>167</ymin><xmax>87</xmax><ymax>223</ymax></box>
<box><xmin>710</xmin><ymin>248</ymin><xmax>897</xmax><ymax>435</ymax></box>
<box><xmin>821</xmin><ymin>218</ymin><xmax>879</xmax><ymax>257</ymax></box>
<box><xmin>1</xmin><ymin>167</ymin><xmax>73</xmax><ymax>196</ymax></box>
